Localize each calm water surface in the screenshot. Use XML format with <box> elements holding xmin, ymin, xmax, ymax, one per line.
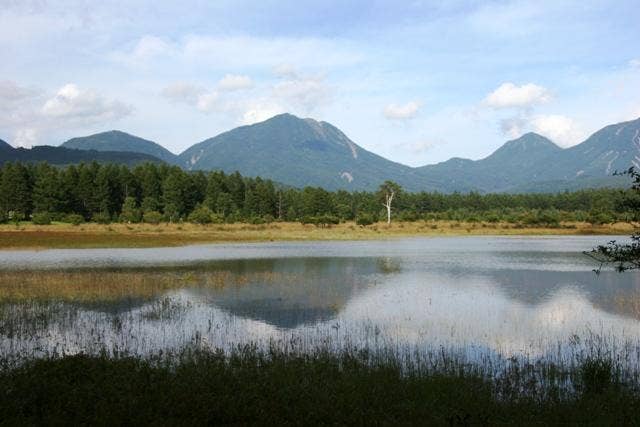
<box><xmin>1</xmin><ymin>236</ymin><xmax>639</xmax><ymax>365</ymax></box>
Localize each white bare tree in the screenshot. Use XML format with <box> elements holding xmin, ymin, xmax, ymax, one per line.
<box><xmin>378</xmin><ymin>181</ymin><xmax>401</xmax><ymax>224</ymax></box>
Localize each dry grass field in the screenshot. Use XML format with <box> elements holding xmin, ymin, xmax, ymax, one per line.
<box><xmin>0</xmin><ymin>220</ymin><xmax>635</xmax><ymax>250</ymax></box>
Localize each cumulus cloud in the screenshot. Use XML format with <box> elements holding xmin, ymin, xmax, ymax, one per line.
<box><xmin>42</xmin><ymin>84</ymin><xmax>132</xmax><ymax>124</ymax></box>
<box><xmin>160</xmin><ymin>65</ymin><xmax>330</xmax><ymax>123</ymax></box>
<box><xmin>383</xmin><ymin>101</ymin><xmax>421</xmax><ymax>120</ymax></box>
<box><xmin>217</xmin><ymin>74</ymin><xmax>253</xmax><ymax>91</ymax></box>
<box><xmin>484</xmin><ymin>82</ymin><xmax>551</xmax><ymax>109</ymax></box>
<box><xmin>240</xmin><ymin>101</ymin><xmax>285</xmax><ymax>125</ymax></box>
<box><xmin>13</xmin><ymin>128</ymin><xmax>38</xmax><ymax>148</ymax></box>
<box><xmin>500</xmin><ymin>113</ymin><xmax>584</xmax><ymax>147</ymax></box>
<box><xmin>529</xmin><ymin>114</ymin><xmax>584</xmax><ymax>147</ymax></box>
<box><xmin>0</xmin><ymin>81</ymin><xmax>131</xmax><ymax>146</ymax></box>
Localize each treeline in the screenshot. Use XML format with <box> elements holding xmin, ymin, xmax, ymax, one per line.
<box><xmin>0</xmin><ymin>161</ymin><xmax>637</xmax><ymax>226</ymax></box>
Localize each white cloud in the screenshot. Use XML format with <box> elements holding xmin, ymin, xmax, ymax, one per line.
<box><xmin>529</xmin><ymin>114</ymin><xmax>584</xmax><ymax>147</ymax></box>
<box><xmin>500</xmin><ymin>115</ymin><xmax>528</xmax><ymax>139</ymax></box>
<box><xmin>13</xmin><ymin>128</ymin><xmax>38</xmax><ymax>148</ymax></box>
<box><xmin>217</xmin><ymin>74</ymin><xmax>253</xmax><ymax>91</ymax></box>
<box><xmin>42</xmin><ymin>83</ymin><xmax>132</xmax><ymax>124</ymax></box>
<box><xmin>383</xmin><ymin>101</ymin><xmax>421</xmax><ymax>120</ymax></box>
<box><xmin>273</xmin><ymin>63</ymin><xmax>298</xmax><ymax>79</ymax></box>
<box><xmin>629</xmin><ymin>58</ymin><xmax>640</xmax><ymax>69</ymax></box>
<box><xmin>240</xmin><ymin>101</ymin><xmax>285</xmax><ymax>125</ymax></box>
<box><xmin>272</xmin><ymin>71</ymin><xmax>330</xmax><ymax>112</ymax></box>
<box><xmin>160</xmin><ymin>82</ymin><xmax>220</xmax><ymax>113</ymax></box>
<box><xmin>499</xmin><ymin>113</ymin><xmax>584</xmax><ymax>147</ymax></box>
<box><xmin>484</xmin><ymin>82</ymin><xmax>552</xmax><ymax>109</ymax></box>
<box><xmin>112</xmin><ymin>35</ymin><xmax>174</xmax><ymax>66</ymax></box>
<box><xmin>0</xmin><ymin>80</ymin><xmax>38</xmax><ymax>102</ymax></box>
<box><xmin>113</xmin><ymin>35</ymin><xmax>362</xmax><ymax>71</ymax></box>
<box><xmin>195</xmin><ymin>91</ymin><xmax>219</xmax><ymax>113</ymax></box>
<box><xmin>161</xmin><ymin>82</ymin><xmax>206</xmax><ymax>104</ymax></box>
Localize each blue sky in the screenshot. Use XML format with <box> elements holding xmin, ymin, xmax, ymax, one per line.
<box><xmin>1</xmin><ymin>0</ymin><xmax>639</xmax><ymax>166</ymax></box>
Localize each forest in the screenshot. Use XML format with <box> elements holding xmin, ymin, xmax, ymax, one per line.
<box><xmin>0</xmin><ymin>161</ymin><xmax>638</xmax><ymax>226</ymax></box>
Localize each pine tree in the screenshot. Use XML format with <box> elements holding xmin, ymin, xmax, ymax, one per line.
<box><xmin>32</xmin><ymin>163</ymin><xmax>61</xmax><ymax>214</ymax></box>
<box><xmin>0</xmin><ymin>162</ymin><xmax>32</xmax><ymax>219</ymax></box>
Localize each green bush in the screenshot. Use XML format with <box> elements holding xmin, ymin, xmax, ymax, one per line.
<box><xmin>63</xmin><ymin>214</ymin><xmax>84</xmax><ymax>226</ymax></box>
<box><xmin>143</xmin><ymin>211</ymin><xmax>163</xmax><ymax>225</ymax></box>
<box><xmin>210</xmin><ymin>213</ymin><xmax>225</xmax><ymax>224</ymax></box>
<box><xmin>31</xmin><ymin>212</ymin><xmax>52</xmax><ymax>225</ymax></box>
<box><xmin>120</xmin><ymin>197</ymin><xmax>142</xmax><ymax>223</ymax></box>
<box><xmin>356</xmin><ymin>214</ymin><xmax>375</xmax><ymax>226</ymax></box>
<box><xmin>249</xmin><ymin>216</ymin><xmax>266</xmax><ymax>225</ymax></box>
<box><xmin>587</xmin><ymin>210</ymin><xmax>614</xmax><ymax>225</ymax></box>
<box><xmin>92</xmin><ymin>212</ymin><xmax>111</xmax><ymax>224</ymax></box>
<box><xmin>188</xmin><ymin>205</ymin><xmax>214</xmax><ymax>224</ymax></box>
<box><xmin>579</xmin><ymin>357</ymin><xmax>616</xmax><ymax>395</ymax></box>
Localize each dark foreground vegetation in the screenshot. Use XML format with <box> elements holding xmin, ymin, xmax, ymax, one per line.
<box><xmin>1</xmin><ymin>161</ymin><xmax>638</xmax><ymax>226</ymax></box>
<box><xmin>0</xmin><ymin>349</ymin><xmax>638</xmax><ymax>425</ymax></box>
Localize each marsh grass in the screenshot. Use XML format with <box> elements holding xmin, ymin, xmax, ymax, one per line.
<box><xmin>0</xmin><ymin>346</ymin><xmax>638</xmax><ymax>425</ymax></box>
<box><xmin>0</xmin><ymin>221</ymin><xmax>634</xmax><ymax>249</ymax></box>
<box><xmin>0</xmin><ymin>269</ymin><xmax>299</xmax><ymax>303</ymax></box>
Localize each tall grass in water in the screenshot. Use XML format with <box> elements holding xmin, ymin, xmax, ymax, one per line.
<box><xmin>0</xmin><ymin>346</ymin><xmax>638</xmax><ymax>425</ymax></box>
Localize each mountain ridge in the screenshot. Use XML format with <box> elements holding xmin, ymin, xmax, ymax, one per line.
<box><xmin>0</xmin><ymin>145</ymin><xmax>164</xmax><ymax>166</ymax></box>
<box><xmin>3</xmin><ymin>114</ymin><xmax>639</xmax><ymax>193</ymax></box>
<box><xmin>62</xmin><ymin>130</ymin><xmax>180</xmax><ymax>165</ymax></box>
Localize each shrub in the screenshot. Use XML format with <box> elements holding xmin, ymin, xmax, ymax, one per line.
<box><xmin>143</xmin><ymin>211</ymin><xmax>163</xmax><ymax>225</ymax></box>
<box><xmin>587</xmin><ymin>210</ymin><xmax>614</xmax><ymax>225</ymax></box>
<box><xmin>316</xmin><ymin>215</ymin><xmax>340</xmax><ymax>227</ymax></box>
<box><xmin>249</xmin><ymin>216</ymin><xmax>266</xmax><ymax>225</ymax></box>
<box><xmin>92</xmin><ymin>212</ymin><xmax>111</xmax><ymax>224</ymax></box>
<box><xmin>31</xmin><ymin>212</ymin><xmax>52</xmax><ymax>225</ymax></box>
<box><xmin>579</xmin><ymin>357</ymin><xmax>615</xmax><ymax>395</ymax></box>
<box><xmin>188</xmin><ymin>205</ymin><xmax>214</xmax><ymax>224</ymax></box>
<box><xmin>120</xmin><ymin>197</ymin><xmax>142</xmax><ymax>223</ymax></box>
<box><xmin>356</xmin><ymin>214</ymin><xmax>375</xmax><ymax>226</ymax></box>
<box><xmin>263</xmin><ymin>214</ymin><xmax>275</xmax><ymax>223</ymax></box>
<box><xmin>63</xmin><ymin>214</ymin><xmax>84</xmax><ymax>226</ymax></box>
<box><xmin>210</xmin><ymin>213</ymin><xmax>225</xmax><ymax>224</ymax></box>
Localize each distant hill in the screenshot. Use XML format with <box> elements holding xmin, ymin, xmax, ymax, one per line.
<box><xmin>540</xmin><ymin>118</ymin><xmax>640</xmax><ymax>181</ymax></box>
<box><xmin>0</xmin><ymin>144</ymin><xmax>163</xmax><ymax>166</ymax></box>
<box><xmin>0</xmin><ymin>138</ymin><xmax>13</xmax><ymax>154</ymax></box>
<box><xmin>61</xmin><ymin>130</ymin><xmax>179</xmax><ymax>165</ymax></box>
<box><xmin>178</xmin><ymin>113</ymin><xmax>428</xmax><ymax>191</ymax></box>
<box><xmin>4</xmin><ymin>115</ymin><xmax>639</xmax><ymax>193</ymax></box>
<box><xmin>415</xmin><ymin>133</ymin><xmax>564</xmax><ymax>192</ymax></box>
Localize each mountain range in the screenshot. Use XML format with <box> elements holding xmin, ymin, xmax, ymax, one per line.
<box><xmin>1</xmin><ymin>114</ymin><xmax>639</xmax><ymax>193</ymax></box>
<box><xmin>0</xmin><ymin>139</ymin><xmax>162</xmax><ymax>167</ymax></box>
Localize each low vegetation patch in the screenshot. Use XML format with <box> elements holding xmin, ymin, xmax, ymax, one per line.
<box><xmin>0</xmin><ymin>349</ymin><xmax>638</xmax><ymax>425</ymax></box>
<box><xmin>0</xmin><ymin>221</ymin><xmax>634</xmax><ymax>250</ymax></box>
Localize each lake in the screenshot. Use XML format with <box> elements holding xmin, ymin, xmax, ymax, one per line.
<box><xmin>1</xmin><ymin>236</ymin><xmax>639</xmax><ymax>372</ymax></box>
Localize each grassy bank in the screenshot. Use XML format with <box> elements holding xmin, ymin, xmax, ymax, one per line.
<box><xmin>0</xmin><ymin>220</ymin><xmax>635</xmax><ymax>250</ymax></box>
<box><xmin>1</xmin><ymin>349</ymin><xmax>638</xmax><ymax>425</ymax></box>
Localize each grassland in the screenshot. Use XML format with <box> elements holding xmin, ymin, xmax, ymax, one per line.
<box><xmin>0</xmin><ymin>220</ymin><xmax>635</xmax><ymax>250</ymax></box>
<box><xmin>1</xmin><ymin>349</ymin><xmax>638</xmax><ymax>425</ymax></box>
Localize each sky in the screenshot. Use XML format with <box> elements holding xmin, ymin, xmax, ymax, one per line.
<box><xmin>1</xmin><ymin>0</ymin><xmax>639</xmax><ymax>166</ymax></box>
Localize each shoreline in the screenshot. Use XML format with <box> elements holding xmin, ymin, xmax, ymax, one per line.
<box><xmin>0</xmin><ymin>221</ymin><xmax>635</xmax><ymax>250</ymax></box>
